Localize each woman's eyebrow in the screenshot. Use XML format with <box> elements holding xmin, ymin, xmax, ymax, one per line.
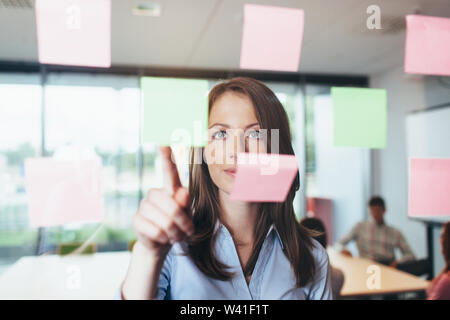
<box><xmin>208</xmin><ymin>122</ymin><xmax>260</xmax><ymax>129</ymax></box>
<box><xmin>208</xmin><ymin>123</ymin><xmax>230</xmax><ymax>129</ymax></box>
<box><xmin>245</xmin><ymin>122</ymin><xmax>260</xmax><ymax>129</ymax></box>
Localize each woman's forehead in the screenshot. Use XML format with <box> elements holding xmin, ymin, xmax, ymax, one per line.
<box><xmin>209</xmin><ymin>91</ymin><xmax>259</xmax><ymax>127</ymax></box>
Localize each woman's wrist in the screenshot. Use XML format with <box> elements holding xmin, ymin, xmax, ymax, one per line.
<box><xmin>122</xmin><ymin>241</ymin><xmax>168</xmax><ymax>299</ymax></box>
<box><xmin>133</xmin><ymin>240</ymin><xmax>171</xmax><ymax>262</ymax></box>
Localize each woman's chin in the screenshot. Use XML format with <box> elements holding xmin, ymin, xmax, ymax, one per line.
<box><xmin>217</xmin><ymin>185</ymin><xmax>233</xmax><ymax>197</ymax></box>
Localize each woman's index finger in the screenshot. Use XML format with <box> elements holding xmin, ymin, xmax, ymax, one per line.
<box><xmin>159</xmin><ymin>146</ymin><xmax>182</xmax><ymax>195</ymax></box>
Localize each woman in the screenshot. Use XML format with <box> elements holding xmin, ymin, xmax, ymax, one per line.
<box><xmin>427</xmin><ymin>222</ymin><xmax>450</xmax><ymax>300</ymax></box>
<box><xmin>120</xmin><ymin>77</ymin><xmax>332</xmax><ymax>300</ymax></box>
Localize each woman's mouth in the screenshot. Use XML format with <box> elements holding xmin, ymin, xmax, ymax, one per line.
<box><xmin>224</xmin><ymin>167</ymin><xmax>237</xmax><ymax>177</ymax></box>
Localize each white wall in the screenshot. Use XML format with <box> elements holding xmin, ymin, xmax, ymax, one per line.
<box><xmin>370</xmin><ymin>67</ymin><xmax>450</xmax><ymax>274</ymax></box>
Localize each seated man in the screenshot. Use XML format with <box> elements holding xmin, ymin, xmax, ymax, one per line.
<box><xmin>336</xmin><ymin>196</ymin><xmax>415</xmax><ymax>267</ymax></box>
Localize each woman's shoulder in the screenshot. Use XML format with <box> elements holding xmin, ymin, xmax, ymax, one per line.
<box><xmin>309</xmin><ymin>238</ymin><xmax>330</xmax><ymax>267</ymax></box>
<box><xmin>428</xmin><ymin>271</ymin><xmax>450</xmax><ymax>299</ymax></box>
<box><xmin>438</xmin><ymin>272</ymin><xmax>450</xmax><ymax>284</ymax></box>
<box><xmin>429</xmin><ymin>272</ymin><xmax>450</xmax><ymax>290</ymax></box>
<box><xmin>157</xmin><ymin>242</ymin><xmax>190</xmax><ymax>277</ymax></box>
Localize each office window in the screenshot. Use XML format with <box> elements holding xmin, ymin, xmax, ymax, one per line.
<box><xmin>0</xmin><ymin>73</ymin><xmax>42</xmax><ymax>265</ymax></box>
<box><xmin>39</xmin><ymin>73</ymin><xmax>140</xmax><ymax>251</ymax></box>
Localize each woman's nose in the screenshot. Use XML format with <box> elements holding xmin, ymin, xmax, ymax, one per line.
<box><xmin>227</xmin><ymin>130</ymin><xmax>246</xmax><ymax>160</ymax></box>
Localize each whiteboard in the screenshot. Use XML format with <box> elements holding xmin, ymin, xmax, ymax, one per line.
<box><xmin>405</xmin><ymin>105</ymin><xmax>450</xmax><ymax>222</ymax></box>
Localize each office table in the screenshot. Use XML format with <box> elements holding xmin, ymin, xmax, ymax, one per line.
<box><xmin>0</xmin><ymin>249</ymin><xmax>431</xmax><ymax>299</ymax></box>
<box><xmin>0</xmin><ymin>251</ymin><xmax>130</xmax><ymax>299</ymax></box>
<box><xmin>327</xmin><ymin>248</ymin><xmax>430</xmax><ymax>297</ymax></box>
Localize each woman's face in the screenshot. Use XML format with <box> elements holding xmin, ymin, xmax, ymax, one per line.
<box><xmin>204</xmin><ymin>91</ymin><xmax>267</xmax><ymax>194</ymax></box>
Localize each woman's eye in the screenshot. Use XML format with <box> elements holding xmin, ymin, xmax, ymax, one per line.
<box><xmin>212</xmin><ymin>130</ymin><xmax>227</xmax><ymax>140</ymax></box>
<box><xmin>247</xmin><ymin>130</ymin><xmax>261</xmax><ymax>139</ymax></box>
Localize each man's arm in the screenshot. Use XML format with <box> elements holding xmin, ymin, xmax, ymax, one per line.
<box><xmin>396</xmin><ymin>230</ymin><xmax>415</xmax><ymax>263</ymax></box>
<box><xmin>335</xmin><ymin>223</ymin><xmax>359</xmax><ymax>250</ymax></box>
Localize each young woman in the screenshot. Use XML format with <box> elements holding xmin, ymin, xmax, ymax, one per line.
<box><xmin>119</xmin><ymin>77</ymin><xmax>332</xmax><ymax>300</ymax></box>
<box><xmin>427</xmin><ymin>222</ymin><xmax>450</xmax><ymax>300</ymax></box>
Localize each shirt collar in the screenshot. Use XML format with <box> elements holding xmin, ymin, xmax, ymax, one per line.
<box><xmin>370</xmin><ymin>220</ymin><xmax>386</xmax><ymax>228</ymax></box>
<box><xmin>214</xmin><ymin>221</ymin><xmax>284</xmax><ymax>250</ymax></box>
<box><xmin>266</xmin><ymin>224</ymin><xmax>284</xmax><ymax>250</ymax></box>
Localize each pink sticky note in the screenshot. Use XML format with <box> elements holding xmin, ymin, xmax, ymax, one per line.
<box><xmin>240</xmin><ymin>4</ymin><xmax>304</xmax><ymax>72</ymax></box>
<box><xmin>35</xmin><ymin>0</ymin><xmax>111</xmax><ymax>68</ymax></box>
<box><xmin>409</xmin><ymin>158</ymin><xmax>450</xmax><ymax>217</ymax></box>
<box><xmin>405</xmin><ymin>15</ymin><xmax>450</xmax><ymax>76</ymax></box>
<box><xmin>230</xmin><ymin>153</ymin><xmax>298</xmax><ymax>202</ymax></box>
<box><xmin>25</xmin><ymin>158</ymin><xmax>103</xmax><ymax>227</ymax></box>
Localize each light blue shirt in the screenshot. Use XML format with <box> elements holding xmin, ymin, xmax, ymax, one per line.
<box><xmin>118</xmin><ymin>223</ymin><xmax>333</xmax><ymax>300</ymax></box>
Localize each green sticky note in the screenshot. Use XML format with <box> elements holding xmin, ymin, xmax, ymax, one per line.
<box><xmin>332</xmin><ymin>87</ymin><xmax>387</xmax><ymax>149</ymax></box>
<box><xmin>141</xmin><ymin>77</ymin><xmax>209</xmax><ymax>146</ymax></box>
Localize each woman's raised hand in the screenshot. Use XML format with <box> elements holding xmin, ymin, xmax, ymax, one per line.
<box><xmin>132</xmin><ymin>146</ymin><xmax>194</xmax><ymax>257</ymax></box>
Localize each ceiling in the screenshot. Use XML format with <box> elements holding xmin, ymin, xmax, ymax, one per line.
<box><xmin>0</xmin><ymin>0</ymin><xmax>449</xmax><ymax>76</ymax></box>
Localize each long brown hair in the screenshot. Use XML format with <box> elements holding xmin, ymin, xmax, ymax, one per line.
<box><xmin>442</xmin><ymin>222</ymin><xmax>450</xmax><ymax>272</ymax></box>
<box><xmin>186</xmin><ymin>77</ymin><xmax>316</xmax><ymax>287</ymax></box>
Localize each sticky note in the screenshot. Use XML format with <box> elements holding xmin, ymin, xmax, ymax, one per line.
<box><xmin>141</xmin><ymin>77</ymin><xmax>208</xmax><ymax>146</ymax></box>
<box><xmin>25</xmin><ymin>158</ymin><xmax>103</xmax><ymax>227</ymax></box>
<box><xmin>405</xmin><ymin>15</ymin><xmax>450</xmax><ymax>76</ymax></box>
<box><xmin>240</xmin><ymin>4</ymin><xmax>304</xmax><ymax>72</ymax></box>
<box><xmin>35</xmin><ymin>0</ymin><xmax>111</xmax><ymax>67</ymax></box>
<box><xmin>230</xmin><ymin>153</ymin><xmax>298</xmax><ymax>202</ymax></box>
<box><xmin>408</xmin><ymin>158</ymin><xmax>450</xmax><ymax>217</ymax></box>
<box><xmin>332</xmin><ymin>87</ymin><xmax>387</xmax><ymax>148</ymax></box>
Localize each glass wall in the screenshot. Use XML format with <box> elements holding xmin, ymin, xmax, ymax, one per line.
<box><xmin>0</xmin><ymin>71</ymin><xmax>369</xmax><ymax>269</ymax></box>
<box><xmin>0</xmin><ymin>73</ymin><xmax>42</xmax><ymax>268</ymax></box>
